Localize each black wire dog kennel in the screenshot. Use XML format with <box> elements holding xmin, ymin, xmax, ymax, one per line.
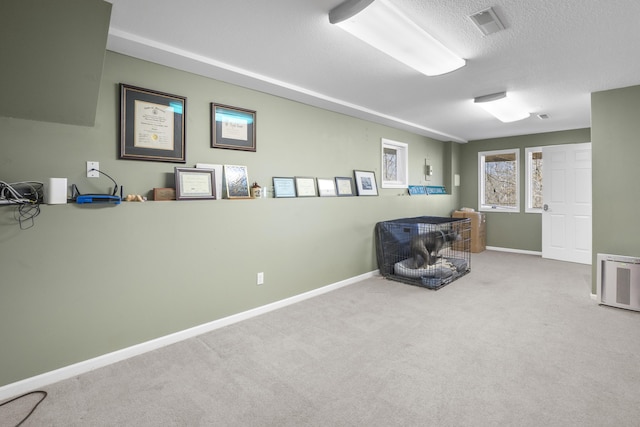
<box><xmin>375</xmin><ymin>216</ymin><xmax>471</xmax><ymax>290</ymax></box>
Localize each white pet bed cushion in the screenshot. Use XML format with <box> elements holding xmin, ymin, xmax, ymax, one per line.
<box><xmin>394</xmin><ymin>258</ymin><xmax>457</xmax><ymax>279</ymax></box>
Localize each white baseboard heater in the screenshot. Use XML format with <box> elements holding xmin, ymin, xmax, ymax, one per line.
<box><xmin>596</xmin><ymin>253</ymin><xmax>640</xmax><ymax>312</ymax></box>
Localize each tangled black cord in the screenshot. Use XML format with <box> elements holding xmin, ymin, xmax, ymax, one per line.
<box><xmin>0</xmin><ymin>390</ymin><xmax>47</xmax><ymax>426</ymax></box>
<box><xmin>14</xmin><ymin>202</ymin><xmax>41</xmax><ymax>230</ymax></box>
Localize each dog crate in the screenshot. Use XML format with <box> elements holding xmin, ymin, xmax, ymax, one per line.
<box><xmin>375</xmin><ymin>216</ymin><xmax>471</xmax><ymax>290</ymax></box>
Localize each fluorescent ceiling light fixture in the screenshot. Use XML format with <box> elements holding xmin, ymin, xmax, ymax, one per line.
<box><xmin>474</xmin><ymin>92</ymin><xmax>530</xmax><ymax>123</ymax></box>
<box><xmin>329</xmin><ymin>0</ymin><xmax>466</xmax><ymax>76</ymax></box>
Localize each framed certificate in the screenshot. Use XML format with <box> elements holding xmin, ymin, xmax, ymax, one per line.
<box><xmin>273</xmin><ymin>177</ymin><xmax>296</xmax><ymax>198</ymax></box>
<box><xmin>174</xmin><ymin>168</ymin><xmax>216</xmax><ymax>200</ymax></box>
<box><xmin>120</xmin><ymin>84</ymin><xmax>186</xmax><ymax>163</ymax></box>
<box><xmin>211</xmin><ymin>103</ymin><xmax>256</xmax><ymax>152</ymax></box>
<box><xmin>354</xmin><ymin>170</ymin><xmax>379</xmax><ymax>196</ymax></box>
<box><xmin>295</xmin><ymin>177</ymin><xmax>317</xmax><ymax>197</ymax></box>
<box><xmin>317</xmin><ymin>178</ymin><xmax>337</xmax><ymax>197</ymax></box>
<box><xmin>335</xmin><ymin>177</ymin><xmax>355</xmax><ymax>197</ymax></box>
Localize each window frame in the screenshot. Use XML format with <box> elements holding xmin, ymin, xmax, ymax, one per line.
<box><xmin>381</xmin><ymin>138</ymin><xmax>408</xmax><ymax>189</ymax></box>
<box><xmin>525</xmin><ymin>146</ymin><xmax>543</xmax><ymax>213</ymax></box>
<box><xmin>478</xmin><ymin>148</ymin><xmax>520</xmax><ymax>212</ymax></box>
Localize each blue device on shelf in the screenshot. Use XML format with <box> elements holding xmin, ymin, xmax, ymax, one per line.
<box><xmin>76</xmin><ymin>194</ymin><xmax>121</xmax><ymax>204</ymax></box>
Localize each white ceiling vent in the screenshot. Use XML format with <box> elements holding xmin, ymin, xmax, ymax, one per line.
<box><xmin>469</xmin><ymin>7</ymin><xmax>505</xmax><ymax>36</ymax></box>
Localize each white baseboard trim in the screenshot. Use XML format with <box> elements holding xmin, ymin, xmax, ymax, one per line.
<box><xmin>0</xmin><ymin>270</ymin><xmax>378</xmax><ymax>401</ymax></box>
<box><xmin>486</xmin><ymin>246</ymin><xmax>542</xmax><ymax>256</ymax></box>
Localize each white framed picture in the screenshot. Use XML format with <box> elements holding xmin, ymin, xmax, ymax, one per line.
<box><xmin>354</xmin><ymin>170</ymin><xmax>378</xmax><ymax>196</ymax></box>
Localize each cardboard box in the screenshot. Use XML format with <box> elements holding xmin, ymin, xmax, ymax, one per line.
<box><xmin>452</xmin><ymin>211</ymin><xmax>486</xmax><ymax>253</ymax></box>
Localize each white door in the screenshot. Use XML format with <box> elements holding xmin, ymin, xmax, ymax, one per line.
<box><xmin>541</xmin><ymin>143</ymin><xmax>592</xmax><ymax>264</ymax></box>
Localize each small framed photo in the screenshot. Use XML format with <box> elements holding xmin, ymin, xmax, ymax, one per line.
<box><xmin>295</xmin><ymin>177</ymin><xmax>317</xmax><ymax>197</ymax></box>
<box><xmin>273</xmin><ymin>177</ymin><xmax>296</xmax><ymax>198</ymax></box>
<box><xmin>354</xmin><ymin>170</ymin><xmax>378</xmax><ymax>196</ymax></box>
<box><xmin>211</xmin><ymin>103</ymin><xmax>256</xmax><ymax>152</ymax></box>
<box><xmin>120</xmin><ymin>84</ymin><xmax>186</xmax><ymax>163</ymax></box>
<box><xmin>335</xmin><ymin>177</ymin><xmax>355</xmax><ymax>196</ymax></box>
<box><xmin>317</xmin><ymin>178</ymin><xmax>337</xmax><ymax>197</ymax></box>
<box><xmin>174</xmin><ymin>168</ymin><xmax>216</xmax><ymax>200</ymax></box>
<box><xmin>224</xmin><ymin>165</ymin><xmax>251</xmax><ymax>199</ymax></box>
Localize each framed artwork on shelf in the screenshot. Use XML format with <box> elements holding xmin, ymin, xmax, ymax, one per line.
<box><xmin>335</xmin><ymin>177</ymin><xmax>355</xmax><ymax>197</ymax></box>
<box><xmin>211</xmin><ymin>103</ymin><xmax>256</xmax><ymax>152</ymax></box>
<box><xmin>273</xmin><ymin>177</ymin><xmax>296</xmax><ymax>198</ymax></box>
<box><xmin>354</xmin><ymin>170</ymin><xmax>378</xmax><ymax>196</ymax></box>
<box><xmin>317</xmin><ymin>178</ymin><xmax>337</xmax><ymax>197</ymax></box>
<box><xmin>119</xmin><ymin>84</ymin><xmax>186</xmax><ymax>163</ymax></box>
<box><xmin>174</xmin><ymin>168</ymin><xmax>216</xmax><ymax>200</ymax></box>
<box><xmin>295</xmin><ymin>177</ymin><xmax>317</xmax><ymax>197</ymax></box>
<box><xmin>224</xmin><ymin>165</ymin><xmax>251</xmax><ymax>199</ymax></box>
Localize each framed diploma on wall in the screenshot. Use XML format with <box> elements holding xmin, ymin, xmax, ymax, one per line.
<box><xmin>211</xmin><ymin>103</ymin><xmax>256</xmax><ymax>152</ymax></box>
<box><xmin>120</xmin><ymin>84</ymin><xmax>187</xmax><ymax>163</ymax></box>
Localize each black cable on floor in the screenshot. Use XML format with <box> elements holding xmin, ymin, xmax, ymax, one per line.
<box><xmin>0</xmin><ymin>390</ymin><xmax>47</xmax><ymax>427</ymax></box>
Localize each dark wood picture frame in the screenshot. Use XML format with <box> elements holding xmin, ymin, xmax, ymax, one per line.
<box><xmin>211</xmin><ymin>103</ymin><xmax>256</xmax><ymax>152</ymax></box>
<box><xmin>120</xmin><ymin>84</ymin><xmax>186</xmax><ymax>163</ymax></box>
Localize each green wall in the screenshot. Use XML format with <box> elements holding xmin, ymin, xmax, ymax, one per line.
<box><xmin>459</xmin><ymin>129</ymin><xmax>591</xmax><ymax>251</ymax></box>
<box><xmin>0</xmin><ymin>0</ymin><xmax>111</xmax><ymax>126</ymax></box>
<box><xmin>0</xmin><ymin>51</ymin><xmax>460</xmax><ymax>387</ymax></box>
<box><xmin>591</xmin><ymin>85</ymin><xmax>640</xmax><ymax>288</ymax></box>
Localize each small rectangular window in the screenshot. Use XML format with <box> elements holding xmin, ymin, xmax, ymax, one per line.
<box><xmin>478</xmin><ymin>149</ymin><xmax>520</xmax><ymax>212</ymax></box>
<box><xmin>525</xmin><ymin>147</ymin><xmax>543</xmax><ymax>213</ymax></box>
<box><xmin>381</xmin><ymin>138</ymin><xmax>408</xmax><ymax>188</ymax></box>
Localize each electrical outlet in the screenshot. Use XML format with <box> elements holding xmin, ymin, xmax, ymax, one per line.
<box><xmin>87</xmin><ymin>161</ymin><xmax>99</xmax><ymax>178</ymax></box>
<box><xmin>257</xmin><ymin>272</ymin><xmax>264</xmax><ymax>285</ymax></box>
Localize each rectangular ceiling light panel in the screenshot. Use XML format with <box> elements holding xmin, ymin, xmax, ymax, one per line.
<box><xmin>474</xmin><ymin>92</ymin><xmax>530</xmax><ymax>122</ymax></box>
<box><xmin>330</xmin><ymin>0</ymin><xmax>465</xmax><ymax>76</ymax></box>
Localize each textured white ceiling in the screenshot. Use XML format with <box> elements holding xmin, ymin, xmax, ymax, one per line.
<box><xmin>105</xmin><ymin>0</ymin><xmax>640</xmax><ymax>142</ymax></box>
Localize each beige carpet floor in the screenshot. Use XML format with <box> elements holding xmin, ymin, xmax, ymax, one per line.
<box><xmin>2</xmin><ymin>251</ymin><xmax>640</xmax><ymax>426</ymax></box>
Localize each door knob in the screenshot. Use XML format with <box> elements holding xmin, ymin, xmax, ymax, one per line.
<box><xmin>543</xmin><ymin>204</ymin><xmax>549</xmax><ymax>211</ymax></box>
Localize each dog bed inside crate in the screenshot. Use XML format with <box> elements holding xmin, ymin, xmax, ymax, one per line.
<box><xmin>393</xmin><ymin>257</ymin><xmax>469</xmax><ymax>289</ymax></box>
